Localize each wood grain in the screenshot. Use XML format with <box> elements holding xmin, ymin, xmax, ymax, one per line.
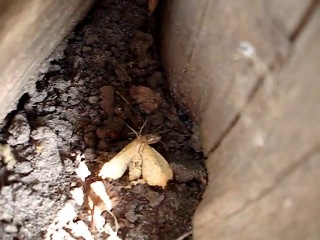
<box><xmin>193</xmin><ymin>5</ymin><xmax>320</xmax><ymax>239</ymax></box>
<box><xmin>0</xmin><ymin>0</ymin><xmax>94</xmax><ymax>121</ymax></box>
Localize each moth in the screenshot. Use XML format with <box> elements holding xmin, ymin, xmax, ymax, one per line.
<box><xmin>98</xmin><ymin>121</ymin><xmax>173</xmax><ymax>188</ymax></box>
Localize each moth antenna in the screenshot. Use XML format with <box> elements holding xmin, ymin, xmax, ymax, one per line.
<box><xmin>138</xmin><ymin>117</ymin><xmax>149</xmax><ymax>135</ymax></box>
<box><xmin>152</xmin><ymin>123</ymin><xmax>166</xmax><ymax>134</ymax></box>
<box><xmin>155</xmin><ymin>129</ymin><xmax>170</xmax><ymax>135</ymax></box>
<box><xmin>123</xmin><ymin>121</ymin><xmax>139</xmax><ymax>138</ymax></box>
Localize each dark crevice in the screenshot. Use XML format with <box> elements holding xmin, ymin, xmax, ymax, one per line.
<box><xmin>16</xmin><ymin>94</ymin><xmax>30</xmax><ymax>113</ymax></box>
<box><xmin>206</xmin><ymin>62</ymin><xmax>275</xmax><ymax>156</ymax></box>
<box><xmin>289</xmin><ymin>0</ymin><xmax>320</xmax><ymax>42</ymax></box>
<box><xmin>0</xmin><ymin>93</ymin><xmax>30</xmax><ymax>134</ymax></box>
<box><xmin>207</xmin><ymin>113</ymin><xmax>241</xmax><ymax>155</ymax></box>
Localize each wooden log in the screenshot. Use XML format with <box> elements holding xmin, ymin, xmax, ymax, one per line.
<box><xmin>193</xmin><ymin>6</ymin><xmax>320</xmax><ymax>240</ymax></box>
<box><xmin>161</xmin><ymin>0</ymin><xmax>292</xmax><ymax>154</ymax></box>
<box><xmin>0</xmin><ymin>0</ymin><xmax>94</xmax><ymax>121</ymax></box>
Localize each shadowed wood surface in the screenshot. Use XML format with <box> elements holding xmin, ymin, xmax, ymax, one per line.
<box><xmin>161</xmin><ymin>0</ymin><xmax>292</xmax><ymax>154</ymax></box>
<box><xmin>0</xmin><ymin>0</ymin><xmax>94</xmax><ymax>121</ymax></box>
<box><xmin>161</xmin><ymin>0</ymin><xmax>319</xmax><ymax>239</ymax></box>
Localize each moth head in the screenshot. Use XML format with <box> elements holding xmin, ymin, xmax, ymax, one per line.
<box><xmin>145</xmin><ymin>134</ymin><xmax>161</xmax><ymax>144</ymax></box>
<box><xmin>123</xmin><ymin>118</ymin><xmax>149</xmax><ymax>138</ymax></box>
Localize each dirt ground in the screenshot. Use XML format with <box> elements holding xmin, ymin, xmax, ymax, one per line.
<box><xmin>0</xmin><ymin>1</ymin><xmax>207</xmax><ymax>239</ymax></box>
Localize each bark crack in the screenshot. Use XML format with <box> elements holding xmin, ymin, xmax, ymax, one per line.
<box><xmin>207</xmin><ymin>54</ymin><xmax>276</xmax><ymax>155</ymax></box>
<box><xmin>224</xmin><ymin>143</ymin><xmax>320</xmax><ymax>220</ymax></box>
<box><xmin>290</xmin><ymin>0</ymin><xmax>320</xmax><ymax>42</ymax></box>
<box><xmin>185</xmin><ymin>0</ymin><xmax>210</xmax><ymax>69</ymax></box>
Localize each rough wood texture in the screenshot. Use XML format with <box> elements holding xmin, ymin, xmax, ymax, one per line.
<box><xmin>161</xmin><ymin>0</ymin><xmax>319</xmax><ymax>239</ymax></box>
<box><xmin>266</xmin><ymin>0</ymin><xmax>314</xmax><ymax>37</ymax></box>
<box><xmin>193</xmin><ymin>5</ymin><xmax>320</xmax><ymax>240</ymax></box>
<box><xmin>161</xmin><ymin>0</ymin><xmax>292</xmax><ymax>154</ymax></box>
<box><xmin>0</xmin><ymin>0</ymin><xmax>94</xmax><ymax>122</ymax></box>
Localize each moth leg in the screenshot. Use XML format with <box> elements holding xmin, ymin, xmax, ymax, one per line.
<box><xmin>128</xmin><ymin>153</ymin><xmax>142</xmax><ymax>181</ymax></box>
<box><xmin>130</xmin><ymin>179</ymin><xmax>146</xmax><ymax>186</ymax></box>
<box><xmin>159</xmin><ymin>139</ymin><xmax>169</xmax><ymax>152</ymax></box>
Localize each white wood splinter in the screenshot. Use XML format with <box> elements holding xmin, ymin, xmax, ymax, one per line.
<box><xmin>98</xmin><ymin>121</ymin><xmax>173</xmax><ymax>188</ymax></box>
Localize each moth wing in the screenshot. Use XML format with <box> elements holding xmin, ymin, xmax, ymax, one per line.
<box><xmin>128</xmin><ymin>149</ymin><xmax>143</xmax><ymax>181</ymax></box>
<box><xmin>142</xmin><ymin>145</ymin><xmax>173</xmax><ymax>188</ymax></box>
<box><xmin>99</xmin><ymin>140</ymin><xmax>140</xmax><ymax>180</ymax></box>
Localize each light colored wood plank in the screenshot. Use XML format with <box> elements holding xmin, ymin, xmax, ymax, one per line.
<box><xmin>266</xmin><ymin>0</ymin><xmax>314</xmax><ymax>36</ymax></box>
<box><xmin>194</xmin><ymin>6</ymin><xmax>320</xmax><ymax>240</ymax></box>
<box><xmin>161</xmin><ymin>0</ymin><xmax>290</xmax><ymax>154</ymax></box>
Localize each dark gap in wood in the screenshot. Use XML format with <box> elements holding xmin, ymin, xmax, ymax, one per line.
<box><xmin>290</xmin><ymin>0</ymin><xmax>320</xmax><ymax>42</ymax></box>
<box><xmin>206</xmin><ymin>111</ymin><xmax>241</xmax><ymax>156</ymax></box>
<box><xmin>206</xmin><ymin>62</ymin><xmax>275</xmax><ymax>157</ymax></box>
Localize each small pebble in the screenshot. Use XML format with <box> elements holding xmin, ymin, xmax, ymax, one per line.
<box><xmin>84</xmin><ymin>124</ymin><xmax>97</xmax><ymax>134</ymax></box>
<box><xmin>77</xmin><ymin>79</ymin><xmax>85</xmax><ymax>85</ymax></box>
<box><xmin>0</xmin><ymin>212</ymin><xmax>12</xmax><ymax>222</ymax></box>
<box><xmin>88</xmin><ymin>109</ymin><xmax>98</xmax><ymax>117</ymax></box>
<box><xmin>97</xmin><ymin>140</ymin><xmax>110</xmax><ymax>151</ymax></box>
<box><xmin>92</xmin><ymin>115</ymin><xmax>102</xmax><ymax>125</ymax></box>
<box><xmin>96</xmin><ymin>126</ymin><xmax>108</xmax><ymax>139</ymax></box>
<box><xmin>84</xmin><ymin>148</ymin><xmax>97</xmax><ymax>160</ymax></box>
<box><xmin>5</xmin><ymin>224</ymin><xmax>18</xmax><ymax>233</ymax></box>
<box><xmin>84</xmin><ymin>132</ymin><xmax>97</xmax><ymax>148</ymax></box>
<box><xmin>111</xmin><ymin>47</ymin><xmax>120</xmax><ymax>57</ymax></box>
<box><xmin>14</xmin><ymin>161</ymin><xmax>33</xmax><ymax>174</ymax></box>
<box><xmin>125</xmin><ymin>211</ymin><xmax>138</xmax><ymax>223</ymax></box>
<box><xmin>88</xmin><ymin>96</ymin><xmax>99</xmax><ymax>104</ymax></box>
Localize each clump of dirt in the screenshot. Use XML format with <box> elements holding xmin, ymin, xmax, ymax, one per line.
<box><xmin>0</xmin><ymin>0</ymin><xmax>207</xmax><ymax>239</ymax></box>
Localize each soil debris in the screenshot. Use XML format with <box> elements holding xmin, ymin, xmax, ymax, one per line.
<box><xmin>0</xmin><ymin>0</ymin><xmax>207</xmax><ymax>239</ymax></box>
<box><xmin>7</xmin><ymin>113</ymin><xmax>30</xmax><ymax>146</ymax></box>
<box><xmin>99</xmin><ymin>85</ymin><xmax>115</xmax><ymax>118</ymax></box>
<box><xmin>130</xmin><ymin>85</ymin><xmax>162</xmax><ymax>114</ymax></box>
